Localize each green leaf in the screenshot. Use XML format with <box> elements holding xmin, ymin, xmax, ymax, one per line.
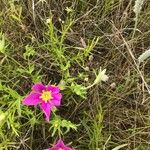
<box><xmin>28</xmin><ymin>64</ymin><xmax>35</xmax><ymax>74</ymax></box>
<box><xmin>61</xmin><ymin>120</ymin><xmax>77</xmax><ymax>133</ymax></box>
<box><xmin>0</xmin><ymin>110</ymin><xmax>6</xmax><ymax>123</ymax></box>
<box><xmin>0</xmin><ymin>82</ymin><xmax>3</xmax><ymax>90</ymax></box>
<box><xmin>0</xmin><ymin>34</ymin><xmax>5</xmax><ymax>53</ymax></box>
<box><xmin>71</xmin><ymin>83</ymin><xmax>86</xmax><ymax>98</ymax></box>
<box><xmin>7</xmin><ymin>87</ymin><xmax>21</xmax><ymax>99</ymax></box>
<box><xmin>58</xmin><ymin>80</ymin><xmax>66</xmax><ymax>90</ymax></box>
<box><xmin>49</xmin><ymin>116</ymin><xmax>61</xmax><ymax>137</ymax></box>
<box><xmin>23</xmin><ymin>45</ymin><xmax>35</xmax><ymax>59</ymax></box>
<box><xmin>49</xmin><ymin>115</ymin><xmax>78</xmax><ymax>137</ymax></box>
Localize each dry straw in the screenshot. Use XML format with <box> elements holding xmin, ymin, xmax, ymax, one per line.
<box><xmin>138</xmin><ymin>49</ymin><xmax>150</xmax><ymax>64</ymax></box>
<box><xmin>133</xmin><ymin>0</ymin><xmax>144</xmax><ymax>15</ymax></box>
<box><xmin>132</xmin><ymin>0</ymin><xmax>145</xmax><ymax>38</ymax></box>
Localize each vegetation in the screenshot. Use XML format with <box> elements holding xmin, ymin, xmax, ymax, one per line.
<box><xmin>0</xmin><ymin>0</ymin><xmax>150</xmax><ymax>149</ymax></box>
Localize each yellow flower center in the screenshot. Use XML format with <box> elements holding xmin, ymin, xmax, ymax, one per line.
<box><xmin>58</xmin><ymin>148</ymin><xmax>63</xmax><ymax>150</ymax></box>
<box><xmin>40</xmin><ymin>91</ymin><xmax>53</xmax><ymax>102</ymax></box>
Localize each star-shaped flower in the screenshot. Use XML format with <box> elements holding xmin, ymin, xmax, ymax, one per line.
<box><xmin>22</xmin><ymin>83</ymin><xmax>62</xmax><ymax>121</ymax></box>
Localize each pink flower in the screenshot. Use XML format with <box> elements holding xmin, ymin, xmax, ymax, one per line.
<box><xmin>22</xmin><ymin>83</ymin><xmax>62</xmax><ymax>121</ymax></box>
<box><xmin>47</xmin><ymin>139</ymin><xmax>74</xmax><ymax>150</ymax></box>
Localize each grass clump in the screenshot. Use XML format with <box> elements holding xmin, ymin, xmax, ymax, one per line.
<box><xmin>0</xmin><ymin>0</ymin><xmax>150</xmax><ymax>149</ymax></box>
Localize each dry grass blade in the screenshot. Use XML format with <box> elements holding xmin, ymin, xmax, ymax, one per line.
<box><xmin>132</xmin><ymin>0</ymin><xmax>145</xmax><ymax>38</ymax></box>
<box><xmin>138</xmin><ymin>49</ymin><xmax>150</xmax><ymax>64</ymax></box>
<box><xmin>112</xmin><ymin>144</ymin><xmax>128</xmax><ymax>150</ymax></box>
<box><xmin>117</xmin><ymin>29</ymin><xmax>150</xmax><ymax>95</ymax></box>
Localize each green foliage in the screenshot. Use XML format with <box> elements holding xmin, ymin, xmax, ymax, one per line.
<box><xmin>0</xmin><ymin>110</ymin><xmax>6</xmax><ymax>123</ymax></box>
<box><xmin>0</xmin><ymin>33</ymin><xmax>6</xmax><ymax>54</ymax></box>
<box><xmin>0</xmin><ymin>83</ymin><xmax>37</xmax><ymax>148</ymax></box>
<box><xmin>49</xmin><ymin>114</ymin><xmax>78</xmax><ymax>137</ymax></box>
<box><xmin>0</xmin><ymin>0</ymin><xmax>150</xmax><ymax>149</ymax></box>
<box><xmin>23</xmin><ymin>45</ymin><xmax>35</xmax><ymax>59</ymax></box>
<box><xmin>44</xmin><ymin>16</ymin><xmax>99</xmax><ymax>80</ymax></box>
<box><xmin>70</xmin><ymin>83</ymin><xmax>87</xmax><ymax>98</ymax></box>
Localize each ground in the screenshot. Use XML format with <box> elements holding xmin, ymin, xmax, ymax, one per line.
<box><xmin>0</xmin><ymin>0</ymin><xmax>150</xmax><ymax>150</ymax></box>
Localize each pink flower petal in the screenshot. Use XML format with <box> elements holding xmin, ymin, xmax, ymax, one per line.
<box><xmin>22</xmin><ymin>92</ymin><xmax>41</xmax><ymax>106</ymax></box>
<box><xmin>51</xmin><ymin>99</ymin><xmax>61</xmax><ymax>107</ymax></box>
<box><xmin>32</xmin><ymin>83</ymin><xmax>46</xmax><ymax>93</ymax></box>
<box><xmin>53</xmin><ymin>93</ymin><xmax>62</xmax><ymax>100</ymax></box>
<box><xmin>40</xmin><ymin>102</ymin><xmax>52</xmax><ymax>121</ymax></box>
<box><xmin>47</xmin><ymin>139</ymin><xmax>74</xmax><ymax>150</ymax></box>
<box><xmin>51</xmin><ymin>93</ymin><xmax>62</xmax><ymax>106</ymax></box>
<box><xmin>47</xmin><ymin>85</ymin><xmax>60</xmax><ymax>93</ymax></box>
<box><xmin>56</xmin><ymin>139</ymin><xmax>65</xmax><ymax>147</ymax></box>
